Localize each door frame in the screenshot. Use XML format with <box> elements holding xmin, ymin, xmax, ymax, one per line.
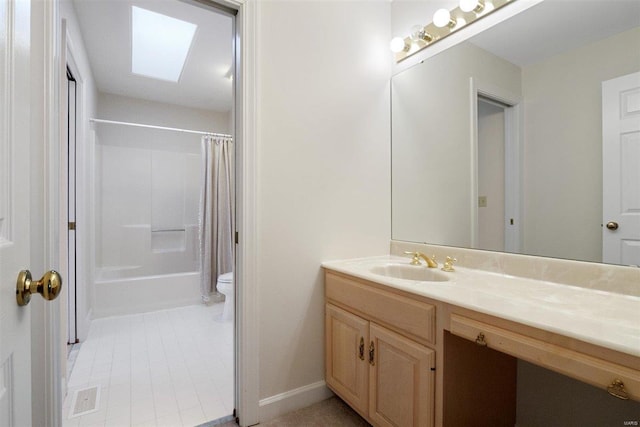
<box><xmin>469</xmin><ymin>77</ymin><xmax>523</xmax><ymax>253</ymax></box>
<box><xmin>41</xmin><ymin>0</ymin><xmax>64</xmax><ymax>424</ymax></box>
<box><xmin>43</xmin><ymin>1</ymin><xmax>260</xmax><ymax>426</ymax></box>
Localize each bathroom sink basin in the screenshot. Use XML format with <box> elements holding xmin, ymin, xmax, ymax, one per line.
<box><xmin>368</xmin><ymin>264</ymin><xmax>450</xmax><ymax>282</ymax></box>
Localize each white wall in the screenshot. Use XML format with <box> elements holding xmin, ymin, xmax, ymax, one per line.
<box><xmin>97</xmin><ymin>92</ymin><xmax>231</xmax><ymax>135</ymax></box>
<box><xmin>522</xmin><ymin>27</ymin><xmax>640</xmax><ymax>262</ymax></box>
<box><xmin>255</xmin><ymin>0</ymin><xmax>391</xmax><ymax>416</ymax></box>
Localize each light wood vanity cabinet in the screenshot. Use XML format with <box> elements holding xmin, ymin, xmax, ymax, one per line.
<box><xmin>325</xmin><ymin>272</ymin><xmax>436</xmax><ymax>427</ymax></box>
<box><xmin>325</xmin><ymin>268</ymin><xmax>640</xmax><ymax>426</ymax></box>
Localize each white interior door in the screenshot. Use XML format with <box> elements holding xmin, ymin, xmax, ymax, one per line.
<box><xmin>602</xmin><ymin>72</ymin><xmax>640</xmax><ymax>266</ymax></box>
<box><xmin>0</xmin><ymin>0</ymin><xmax>34</xmax><ymax>425</ymax></box>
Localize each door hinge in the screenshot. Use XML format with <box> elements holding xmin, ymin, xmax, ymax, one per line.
<box><xmin>235</xmin><ymin>231</ymin><xmax>239</xmax><ymax>244</ymax></box>
<box><xmin>68</xmin><ymin>221</ymin><xmax>76</xmax><ymax>231</ymax></box>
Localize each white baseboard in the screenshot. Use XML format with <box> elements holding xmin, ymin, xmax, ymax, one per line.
<box><xmin>258</xmin><ymin>380</ymin><xmax>334</xmax><ymax>423</ymax></box>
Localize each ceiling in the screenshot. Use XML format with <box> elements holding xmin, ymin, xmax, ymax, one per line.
<box><xmin>72</xmin><ymin>0</ymin><xmax>233</xmax><ymax>112</ymax></box>
<box><xmin>470</xmin><ymin>0</ymin><xmax>640</xmax><ymax>67</ymax></box>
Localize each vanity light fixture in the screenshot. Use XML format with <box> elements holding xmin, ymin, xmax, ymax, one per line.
<box><xmin>433</xmin><ymin>8</ymin><xmax>456</xmax><ymax>29</ymax></box>
<box><xmin>391</xmin><ymin>0</ymin><xmax>517</xmax><ymax>63</ymax></box>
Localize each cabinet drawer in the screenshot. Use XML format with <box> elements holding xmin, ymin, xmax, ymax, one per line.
<box><xmin>326</xmin><ymin>272</ymin><xmax>436</xmax><ymax>345</ymax></box>
<box><xmin>450</xmin><ymin>313</ymin><xmax>640</xmax><ymax>401</ymax></box>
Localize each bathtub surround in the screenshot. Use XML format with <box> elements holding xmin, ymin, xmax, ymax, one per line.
<box><xmin>95</xmin><ymin>140</ymin><xmax>201</xmax><ymax>276</ymax></box>
<box><xmin>92</xmin><ymin>93</ymin><xmax>232</xmax><ymax>317</ymax></box>
<box><xmin>199</xmin><ymin>135</ymin><xmax>234</xmax><ymax>303</ymax></box>
<box><xmin>93</xmin><ymin>129</ymin><xmax>202</xmax><ymax>316</ymax></box>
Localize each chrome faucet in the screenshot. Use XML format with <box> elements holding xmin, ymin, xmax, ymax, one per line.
<box><xmin>404</xmin><ymin>251</ymin><xmax>438</xmax><ymax>268</ymax></box>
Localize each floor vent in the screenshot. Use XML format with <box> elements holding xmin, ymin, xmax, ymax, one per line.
<box><xmin>69</xmin><ymin>385</ymin><xmax>100</xmax><ymax>418</ymax></box>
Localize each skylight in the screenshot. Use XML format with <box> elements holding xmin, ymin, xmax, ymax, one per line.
<box><xmin>131</xmin><ymin>6</ymin><xmax>197</xmax><ymax>82</ymax></box>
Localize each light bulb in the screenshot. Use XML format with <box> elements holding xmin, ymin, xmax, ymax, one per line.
<box><xmin>390</xmin><ymin>37</ymin><xmax>409</xmax><ymax>53</ymax></box>
<box><xmin>460</xmin><ymin>0</ymin><xmax>484</xmax><ymax>13</ymax></box>
<box><xmin>410</xmin><ymin>25</ymin><xmax>423</xmax><ymax>41</ymax></box>
<box><xmin>433</xmin><ymin>8</ymin><xmax>455</xmax><ymax>28</ymax></box>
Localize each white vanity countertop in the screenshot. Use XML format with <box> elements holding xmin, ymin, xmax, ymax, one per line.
<box><xmin>322</xmin><ymin>255</ymin><xmax>640</xmax><ymax>358</ymax></box>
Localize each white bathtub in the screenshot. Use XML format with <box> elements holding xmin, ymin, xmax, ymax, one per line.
<box><xmin>93</xmin><ymin>270</ymin><xmax>201</xmax><ymax>317</ymax></box>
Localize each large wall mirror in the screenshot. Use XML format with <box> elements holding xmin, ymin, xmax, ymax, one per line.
<box><xmin>391</xmin><ymin>0</ymin><xmax>640</xmax><ymax>266</ymax></box>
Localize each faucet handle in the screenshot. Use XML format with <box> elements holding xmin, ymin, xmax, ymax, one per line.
<box><xmin>403</xmin><ymin>251</ymin><xmax>422</xmax><ymax>266</ymax></box>
<box><xmin>441</xmin><ymin>256</ymin><xmax>457</xmax><ymax>272</ymax></box>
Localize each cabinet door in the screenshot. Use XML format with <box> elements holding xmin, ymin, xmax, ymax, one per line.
<box><xmin>369</xmin><ymin>323</ymin><xmax>435</xmax><ymax>427</ymax></box>
<box><xmin>326</xmin><ymin>304</ymin><xmax>370</xmax><ymax>416</ymax></box>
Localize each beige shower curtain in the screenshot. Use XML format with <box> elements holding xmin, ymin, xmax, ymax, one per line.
<box><xmin>199</xmin><ymin>135</ymin><xmax>234</xmax><ymax>302</ymax></box>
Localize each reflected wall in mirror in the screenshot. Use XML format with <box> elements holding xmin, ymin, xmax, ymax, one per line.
<box><xmin>391</xmin><ymin>0</ymin><xmax>640</xmax><ymax>266</ymax></box>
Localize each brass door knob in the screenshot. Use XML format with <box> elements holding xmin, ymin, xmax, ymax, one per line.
<box><xmin>606</xmin><ymin>221</ymin><xmax>619</xmax><ymax>230</ymax></box>
<box><xmin>16</xmin><ymin>270</ymin><xmax>62</xmax><ymax>306</ymax></box>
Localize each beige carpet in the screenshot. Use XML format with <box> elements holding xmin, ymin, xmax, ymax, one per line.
<box><xmin>215</xmin><ymin>397</ymin><xmax>370</xmax><ymax>426</ymax></box>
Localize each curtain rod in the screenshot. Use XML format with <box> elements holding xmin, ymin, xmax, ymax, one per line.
<box><xmin>89</xmin><ymin>118</ymin><xmax>232</xmax><ymax>139</ymax></box>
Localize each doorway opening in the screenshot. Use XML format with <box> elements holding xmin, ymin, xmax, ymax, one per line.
<box><xmin>61</xmin><ymin>1</ymin><xmax>238</xmax><ymax>425</ymax></box>
<box><xmin>470</xmin><ymin>79</ymin><xmax>522</xmax><ymax>254</ymax></box>
<box><xmin>477</xmin><ymin>96</ymin><xmax>508</xmax><ymax>252</ymax></box>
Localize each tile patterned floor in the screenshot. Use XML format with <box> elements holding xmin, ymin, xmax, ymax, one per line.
<box><xmin>62</xmin><ymin>303</ymin><xmax>234</xmax><ymax>427</ymax></box>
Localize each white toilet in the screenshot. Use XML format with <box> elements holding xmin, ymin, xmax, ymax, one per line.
<box><xmin>216</xmin><ymin>272</ymin><xmax>234</xmax><ymax>321</ymax></box>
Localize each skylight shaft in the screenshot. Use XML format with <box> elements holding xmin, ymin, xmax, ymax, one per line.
<box><xmin>131</xmin><ymin>6</ymin><xmax>197</xmax><ymax>82</ymax></box>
